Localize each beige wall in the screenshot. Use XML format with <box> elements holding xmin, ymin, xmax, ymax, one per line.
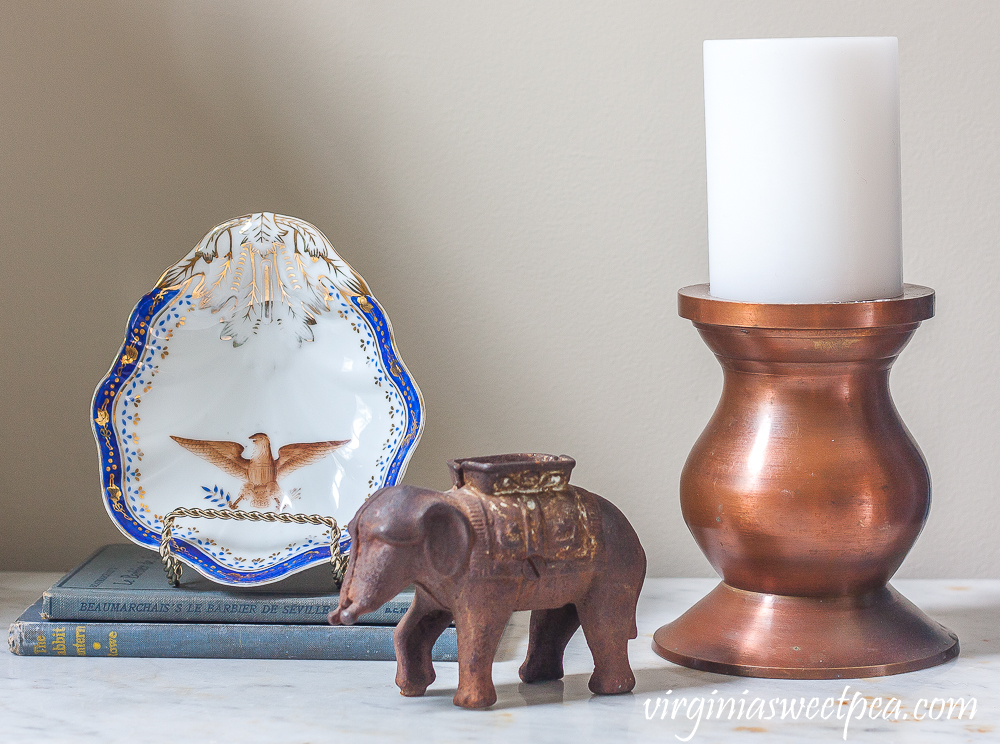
<box><xmin>1</xmin><ymin>1</ymin><xmax>997</xmax><ymax>576</ymax></box>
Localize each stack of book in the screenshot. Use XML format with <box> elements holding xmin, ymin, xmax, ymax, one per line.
<box><xmin>8</xmin><ymin>544</ymin><xmax>457</xmax><ymax>660</ymax></box>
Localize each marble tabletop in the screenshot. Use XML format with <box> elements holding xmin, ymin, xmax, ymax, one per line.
<box><xmin>1</xmin><ymin>573</ymin><xmax>996</xmax><ymax>744</ymax></box>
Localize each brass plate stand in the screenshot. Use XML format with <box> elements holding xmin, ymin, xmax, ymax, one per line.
<box><xmin>159</xmin><ymin>507</ymin><xmax>347</xmax><ymax>586</ymax></box>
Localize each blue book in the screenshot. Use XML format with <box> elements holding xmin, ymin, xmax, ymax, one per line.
<box><xmin>41</xmin><ymin>544</ymin><xmax>412</xmax><ymax>625</ymax></box>
<box><xmin>9</xmin><ymin>599</ymin><xmax>458</xmax><ymax>661</ymax></box>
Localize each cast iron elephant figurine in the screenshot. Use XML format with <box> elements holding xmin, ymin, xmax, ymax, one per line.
<box><xmin>329</xmin><ymin>454</ymin><xmax>646</xmax><ymax>709</ymax></box>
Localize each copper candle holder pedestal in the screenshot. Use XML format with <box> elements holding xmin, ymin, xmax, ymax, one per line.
<box><xmin>652</xmin><ymin>284</ymin><xmax>959</xmax><ymax>679</ymax></box>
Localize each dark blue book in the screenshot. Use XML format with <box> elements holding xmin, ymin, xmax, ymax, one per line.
<box><xmin>9</xmin><ymin>599</ymin><xmax>458</xmax><ymax>660</ymax></box>
<box><xmin>41</xmin><ymin>544</ymin><xmax>412</xmax><ymax>625</ymax></box>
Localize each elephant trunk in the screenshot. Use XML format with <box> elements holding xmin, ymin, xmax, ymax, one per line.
<box><xmin>328</xmin><ymin>599</ymin><xmax>351</xmax><ymax>625</ymax></box>
<box><xmin>329</xmin><ymin>601</ymin><xmax>357</xmax><ymax>625</ymax></box>
<box><xmin>329</xmin><ymin>573</ymin><xmax>356</xmax><ymax>625</ymax></box>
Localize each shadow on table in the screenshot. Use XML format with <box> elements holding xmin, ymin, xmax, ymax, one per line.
<box><xmin>424</xmin><ymin>599</ymin><xmax>998</xmax><ymax>709</ymax></box>
<box><xmin>428</xmin><ymin>665</ymin><xmax>729</xmax><ymax>710</ymax></box>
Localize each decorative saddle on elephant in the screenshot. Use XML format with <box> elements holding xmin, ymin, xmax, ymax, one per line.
<box><xmin>445</xmin><ymin>454</ymin><xmax>604</xmax><ymax>579</ymax></box>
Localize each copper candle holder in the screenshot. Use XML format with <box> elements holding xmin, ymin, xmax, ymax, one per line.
<box><xmin>652</xmin><ymin>284</ymin><xmax>959</xmax><ymax>679</ymax></box>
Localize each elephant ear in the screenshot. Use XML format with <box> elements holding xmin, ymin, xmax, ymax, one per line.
<box><xmin>422</xmin><ymin>501</ymin><xmax>473</xmax><ymax>577</ymax></box>
<box><xmin>367</xmin><ymin>486</ymin><xmax>442</xmax><ymax>545</ymax></box>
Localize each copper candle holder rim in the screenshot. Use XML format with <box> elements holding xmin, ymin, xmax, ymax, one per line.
<box><xmin>678</xmin><ymin>283</ymin><xmax>934</xmax><ymax>329</ymax></box>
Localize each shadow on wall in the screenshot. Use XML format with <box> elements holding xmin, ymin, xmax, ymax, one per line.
<box><xmin>2</xmin><ymin>2</ymin><xmax>657</xmax><ymax>570</ymax></box>
<box><xmin>0</xmin><ymin>2</ymin><xmax>458</xmax><ymax>569</ymax></box>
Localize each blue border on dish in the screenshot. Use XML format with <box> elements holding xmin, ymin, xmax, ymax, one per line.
<box><xmin>92</xmin><ymin>287</ymin><xmax>424</xmax><ymax>585</ymax></box>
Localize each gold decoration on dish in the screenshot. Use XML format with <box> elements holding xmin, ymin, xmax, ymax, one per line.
<box><xmin>106</xmin><ymin>482</ymin><xmax>125</xmax><ymax>514</ymax></box>
<box><xmin>155</xmin><ymin>213</ymin><xmax>371</xmax><ymax>347</ymax></box>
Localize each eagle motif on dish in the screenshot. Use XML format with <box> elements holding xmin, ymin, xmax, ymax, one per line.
<box><xmin>170</xmin><ymin>433</ymin><xmax>349</xmax><ymax>511</ymax></box>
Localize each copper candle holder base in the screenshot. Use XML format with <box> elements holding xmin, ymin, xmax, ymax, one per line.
<box><xmin>652</xmin><ymin>285</ymin><xmax>958</xmax><ymax>679</ymax></box>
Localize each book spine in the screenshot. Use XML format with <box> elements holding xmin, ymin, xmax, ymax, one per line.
<box><xmin>9</xmin><ymin>618</ymin><xmax>457</xmax><ymax>661</ymax></box>
<box><xmin>41</xmin><ymin>590</ymin><xmax>412</xmax><ymax>625</ymax></box>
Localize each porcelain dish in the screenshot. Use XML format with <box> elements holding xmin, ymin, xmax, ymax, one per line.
<box><xmin>92</xmin><ymin>213</ymin><xmax>423</xmax><ymax>585</ymax></box>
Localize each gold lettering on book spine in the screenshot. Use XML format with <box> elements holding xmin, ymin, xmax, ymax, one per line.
<box><xmin>73</xmin><ymin>627</ymin><xmax>86</xmax><ymax>656</ymax></box>
<box><xmin>52</xmin><ymin>627</ymin><xmax>66</xmax><ymax>656</ymax></box>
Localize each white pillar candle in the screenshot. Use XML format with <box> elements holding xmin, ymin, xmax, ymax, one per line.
<box><xmin>704</xmin><ymin>37</ymin><xmax>903</xmax><ymax>303</ymax></box>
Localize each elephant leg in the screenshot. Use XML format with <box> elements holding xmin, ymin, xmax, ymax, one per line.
<box><xmin>453</xmin><ymin>610</ymin><xmax>511</xmax><ymax>709</ymax></box>
<box><xmin>576</xmin><ymin>590</ymin><xmax>637</xmax><ymax>695</ymax></box>
<box><xmin>394</xmin><ymin>589</ymin><xmax>453</xmax><ymax>697</ymax></box>
<box><xmin>519</xmin><ymin>603</ymin><xmax>581</xmax><ymax>683</ymax></box>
